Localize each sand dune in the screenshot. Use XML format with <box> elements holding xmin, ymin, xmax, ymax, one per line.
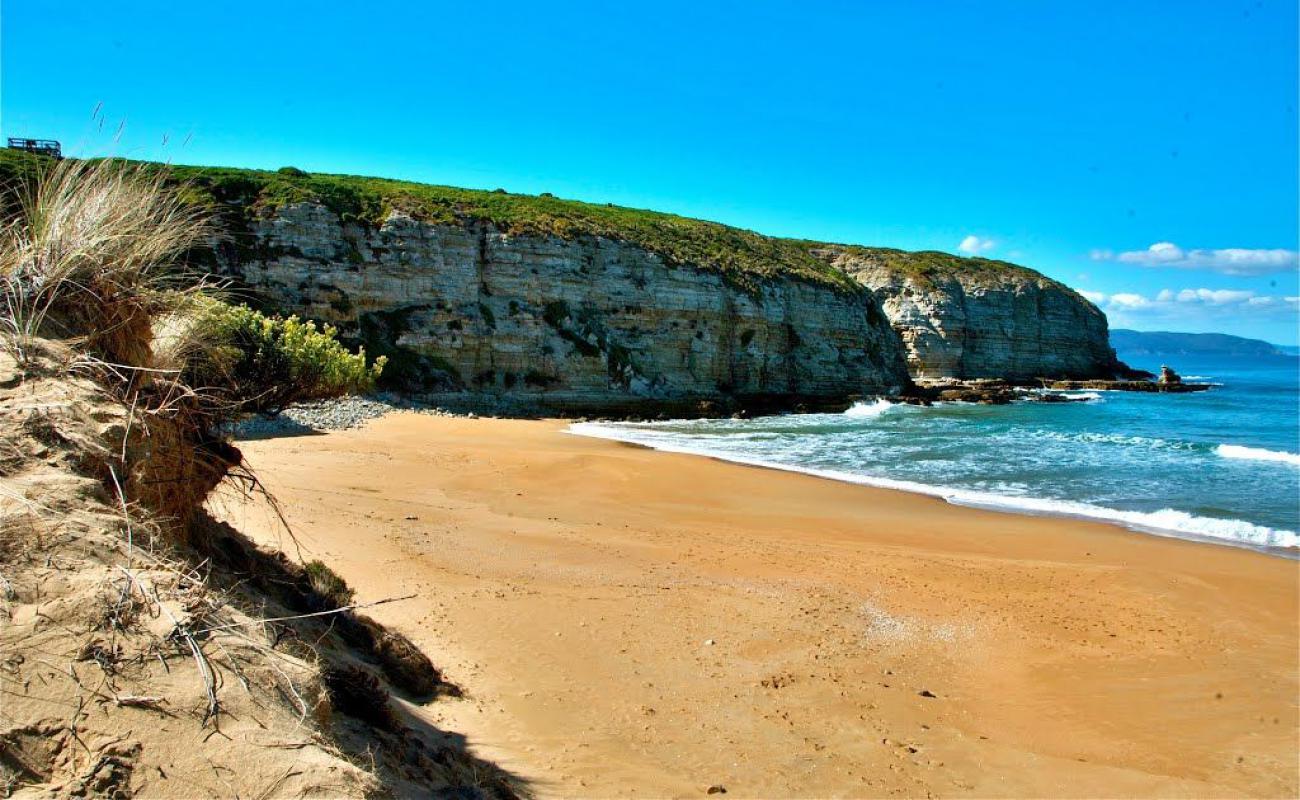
<box><xmin>216</xmin><ymin>413</ymin><xmax>1299</xmax><ymax>798</ymax></box>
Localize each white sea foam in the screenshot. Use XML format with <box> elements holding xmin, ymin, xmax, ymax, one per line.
<box><xmin>1216</xmin><ymin>444</ymin><xmax>1300</xmax><ymax>466</ymax></box>
<box><xmin>1022</xmin><ymin>389</ymin><xmax>1104</xmax><ymax>402</ymax></box>
<box><xmin>1030</xmin><ymin>430</ymin><xmax>1197</xmax><ymax>451</ymax></box>
<box><xmin>567</xmin><ymin>423</ymin><xmax>1300</xmax><ymax>552</ymax></box>
<box><xmin>842</xmin><ymin>399</ymin><xmax>897</xmax><ymax>418</ymax></box>
<box><xmin>1056</xmin><ymin>391</ymin><xmax>1104</xmax><ymax>402</ymax></box>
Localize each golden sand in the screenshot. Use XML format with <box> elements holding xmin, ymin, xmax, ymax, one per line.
<box><xmin>215</xmin><ymin>414</ymin><xmax>1299</xmax><ymax>798</ymax></box>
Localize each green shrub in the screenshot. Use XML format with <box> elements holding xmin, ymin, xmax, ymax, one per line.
<box><xmin>185</xmin><ymin>301</ymin><xmax>385</xmax><ymax>414</ymax></box>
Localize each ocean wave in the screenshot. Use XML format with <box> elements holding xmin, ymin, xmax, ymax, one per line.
<box><xmin>1216</xmin><ymin>444</ymin><xmax>1300</xmax><ymax>466</ymax></box>
<box><xmin>1056</xmin><ymin>391</ymin><xmax>1104</xmax><ymax>402</ymax></box>
<box><xmin>566</xmin><ymin>423</ymin><xmax>1300</xmax><ymax>552</ymax></box>
<box><xmin>1021</xmin><ymin>389</ymin><xmax>1104</xmax><ymax>402</ymax></box>
<box><xmin>1029</xmin><ymin>429</ymin><xmax>1198</xmax><ymax>451</ymax></box>
<box><xmin>842</xmin><ymin>399</ymin><xmax>897</xmax><ymax>418</ymax></box>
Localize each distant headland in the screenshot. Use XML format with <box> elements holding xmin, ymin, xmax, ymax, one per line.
<box><xmin>1111</xmin><ymin>329</ymin><xmax>1298</xmax><ymax>358</ymax></box>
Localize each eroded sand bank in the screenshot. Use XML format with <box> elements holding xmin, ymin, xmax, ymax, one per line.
<box><xmin>214</xmin><ymin>414</ymin><xmax>1299</xmax><ymax>798</ymax></box>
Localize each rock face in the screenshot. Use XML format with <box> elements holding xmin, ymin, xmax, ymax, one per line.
<box><xmin>814</xmin><ymin>247</ymin><xmax>1119</xmax><ymax>381</ymax></box>
<box><xmin>218</xmin><ymin>203</ymin><xmax>910</xmax><ymax>413</ymax></box>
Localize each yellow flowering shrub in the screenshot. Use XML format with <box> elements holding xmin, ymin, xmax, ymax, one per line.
<box><xmin>187</xmin><ymin>301</ymin><xmax>385</xmax><ymax>414</ymax></box>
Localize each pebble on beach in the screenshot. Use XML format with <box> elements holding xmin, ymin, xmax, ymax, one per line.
<box><xmin>226</xmin><ymin>394</ymin><xmax>470</xmax><ymax>438</ymax></box>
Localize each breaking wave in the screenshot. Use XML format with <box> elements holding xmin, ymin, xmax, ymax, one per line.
<box><xmin>842</xmin><ymin>399</ymin><xmax>897</xmax><ymax>418</ymax></box>
<box><xmin>567</xmin><ymin>422</ymin><xmax>1299</xmax><ymax>551</ymax></box>
<box><xmin>1216</xmin><ymin>444</ymin><xmax>1300</xmax><ymax>466</ymax></box>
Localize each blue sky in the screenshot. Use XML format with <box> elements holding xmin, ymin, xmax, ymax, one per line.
<box><xmin>3</xmin><ymin>1</ymin><xmax>1297</xmax><ymax>343</ymax></box>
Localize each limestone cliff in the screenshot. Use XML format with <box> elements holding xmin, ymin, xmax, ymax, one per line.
<box><xmin>215</xmin><ymin>202</ymin><xmax>909</xmax><ymax>413</ymax></box>
<box><xmin>813</xmin><ymin>246</ymin><xmax>1121</xmax><ymax>381</ymax></box>
<box><xmin>0</xmin><ymin>153</ymin><xmax>1124</xmax><ymax>401</ymax></box>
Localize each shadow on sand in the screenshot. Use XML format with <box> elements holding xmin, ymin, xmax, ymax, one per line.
<box><xmin>191</xmin><ymin>510</ymin><xmax>531</xmax><ymax>798</ymax></box>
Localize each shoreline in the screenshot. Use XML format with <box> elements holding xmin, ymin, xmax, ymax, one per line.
<box><xmin>566</xmin><ymin>420</ymin><xmax>1300</xmax><ymax>557</ymax></box>
<box><xmin>218</xmin><ymin>413</ymin><xmax>1299</xmax><ymax>797</ymax></box>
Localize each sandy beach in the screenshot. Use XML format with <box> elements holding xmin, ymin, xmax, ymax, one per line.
<box><xmin>214</xmin><ymin>413</ymin><xmax>1299</xmax><ymax>798</ymax></box>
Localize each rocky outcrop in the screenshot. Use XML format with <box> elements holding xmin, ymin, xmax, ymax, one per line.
<box><xmin>1044</xmin><ymin>378</ymin><xmax>1210</xmax><ymax>393</ymax></box>
<box><xmin>217</xmin><ymin>203</ymin><xmax>910</xmax><ymax>414</ymax></box>
<box><xmin>813</xmin><ymin>247</ymin><xmax>1121</xmax><ymax>381</ymax></box>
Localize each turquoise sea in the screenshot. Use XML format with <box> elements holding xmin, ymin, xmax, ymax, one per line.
<box><xmin>571</xmin><ymin>352</ymin><xmax>1300</xmax><ymax>553</ymax></box>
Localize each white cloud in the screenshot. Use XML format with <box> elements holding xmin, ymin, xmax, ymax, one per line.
<box><xmin>1106</xmin><ymin>292</ymin><xmax>1151</xmax><ymax>309</ymax></box>
<box><xmin>1083</xmin><ymin>287</ymin><xmax>1300</xmax><ymax>321</ymax></box>
<box><xmin>958</xmin><ymin>235</ymin><xmax>996</xmax><ymax>254</ymax></box>
<box><xmin>1173</xmin><ymin>288</ymin><xmax>1254</xmax><ymax>305</ymax></box>
<box><xmin>1092</xmin><ymin>242</ymin><xmax>1298</xmax><ymax>276</ymax></box>
<box><xmin>1120</xmin><ymin>242</ymin><xmax>1185</xmax><ymax>264</ymax></box>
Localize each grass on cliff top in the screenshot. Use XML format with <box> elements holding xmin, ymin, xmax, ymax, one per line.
<box><xmin>164</xmin><ymin>162</ymin><xmax>861</xmax><ymax>292</ymax></box>
<box><xmin>813</xmin><ymin>243</ymin><xmax>1075</xmax><ymax>292</ymax></box>
<box><xmin>0</xmin><ymin>150</ymin><xmax>1070</xmax><ymax>296</ymax></box>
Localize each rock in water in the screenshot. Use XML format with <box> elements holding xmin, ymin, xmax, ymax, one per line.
<box><xmin>1159</xmin><ymin>365</ymin><xmax>1182</xmax><ymax>385</ymax></box>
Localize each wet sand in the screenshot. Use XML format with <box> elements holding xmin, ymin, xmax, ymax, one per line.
<box><xmin>215</xmin><ymin>414</ymin><xmax>1299</xmax><ymax>798</ymax></box>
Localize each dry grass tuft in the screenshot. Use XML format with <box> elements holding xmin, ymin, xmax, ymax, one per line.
<box><xmin>0</xmin><ymin>159</ymin><xmax>240</xmax><ymax>528</ymax></box>
<box><xmin>0</xmin><ymin>158</ymin><xmax>212</xmax><ymax>368</ymax></box>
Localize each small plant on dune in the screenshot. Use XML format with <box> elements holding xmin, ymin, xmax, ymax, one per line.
<box><xmin>321</xmin><ymin>665</ymin><xmax>396</xmax><ymax>731</ymax></box>
<box><xmin>303</xmin><ymin>559</ymin><xmax>356</xmax><ymax>609</ymax></box>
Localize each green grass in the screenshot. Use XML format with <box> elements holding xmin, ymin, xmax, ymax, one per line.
<box><xmin>168</xmin><ymin>164</ymin><xmax>860</xmax><ymax>292</ymax></box>
<box><xmin>809</xmin><ymin>244</ymin><xmax>1075</xmax><ymax>292</ymax></box>
<box><xmin>0</xmin><ymin>150</ymin><xmax>1072</xmax><ymax>297</ymax></box>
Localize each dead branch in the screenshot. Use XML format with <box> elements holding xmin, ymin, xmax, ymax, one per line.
<box><xmin>191</xmin><ymin>594</ymin><xmax>417</xmax><ymax>636</ymax></box>
<box><xmin>114</xmin><ymin>694</ymin><xmax>167</xmax><ymax>710</ymax></box>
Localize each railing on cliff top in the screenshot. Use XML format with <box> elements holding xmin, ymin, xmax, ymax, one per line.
<box><xmin>6</xmin><ymin>138</ymin><xmax>62</xmax><ymax>159</ymax></box>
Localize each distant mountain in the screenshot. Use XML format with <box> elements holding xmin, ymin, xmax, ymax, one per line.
<box><xmin>1111</xmin><ymin>329</ymin><xmax>1296</xmax><ymax>357</ymax></box>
